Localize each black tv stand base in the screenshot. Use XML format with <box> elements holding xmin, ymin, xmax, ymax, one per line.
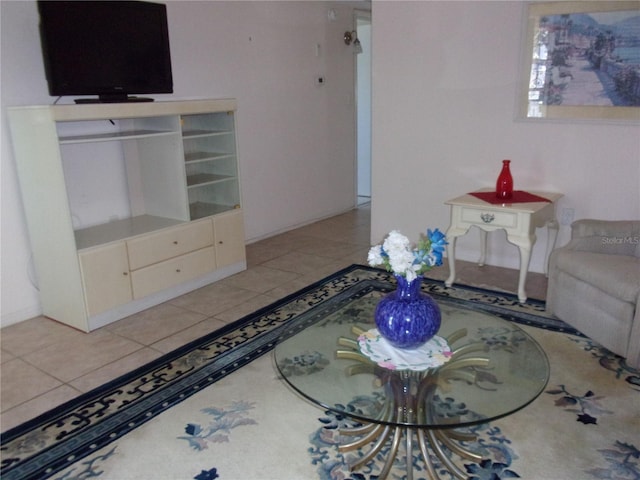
<box><xmin>74</xmin><ymin>96</ymin><xmax>154</xmax><ymax>104</ymax></box>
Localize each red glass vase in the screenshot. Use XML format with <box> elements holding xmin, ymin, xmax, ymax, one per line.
<box><xmin>496</xmin><ymin>159</ymin><xmax>513</xmax><ymax>200</ymax></box>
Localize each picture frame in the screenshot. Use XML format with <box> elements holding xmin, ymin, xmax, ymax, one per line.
<box><xmin>520</xmin><ymin>1</ymin><xmax>640</xmax><ymax>121</ymax></box>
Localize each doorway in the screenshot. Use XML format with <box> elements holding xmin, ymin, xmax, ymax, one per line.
<box><xmin>355</xmin><ymin>11</ymin><xmax>371</xmax><ymax>206</ymax></box>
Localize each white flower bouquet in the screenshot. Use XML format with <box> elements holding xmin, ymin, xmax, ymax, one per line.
<box><xmin>367</xmin><ymin>229</ymin><xmax>448</xmax><ymax>282</ymax></box>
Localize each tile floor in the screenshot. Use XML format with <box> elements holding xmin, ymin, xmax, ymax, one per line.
<box><xmin>0</xmin><ymin>204</ymin><xmax>548</xmax><ymax>432</ymax></box>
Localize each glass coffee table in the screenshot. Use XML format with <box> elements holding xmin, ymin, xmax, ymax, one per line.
<box><xmin>274</xmin><ymin>293</ymin><xmax>549</xmax><ymax>480</ymax></box>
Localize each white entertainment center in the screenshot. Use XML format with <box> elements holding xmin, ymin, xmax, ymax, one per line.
<box><xmin>8</xmin><ymin>99</ymin><xmax>246</xmax><ymax>332</ymax></box>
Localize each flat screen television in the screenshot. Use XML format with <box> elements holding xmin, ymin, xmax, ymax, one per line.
<box><xmin>37</xmin><ymin>1</ymin><xmax>173</xmax><ymax>103</ymax></box>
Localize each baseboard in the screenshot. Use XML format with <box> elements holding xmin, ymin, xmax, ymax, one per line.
<box><xmin>0</xmin><ymin>305</ymin><xmax>44</xmax><ymax>329</ymax></box>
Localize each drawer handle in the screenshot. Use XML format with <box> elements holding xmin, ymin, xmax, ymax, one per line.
<box><xmin>173</xmin><ymin>241</ymin><xmax>178</xmax><ymax>245</ymax></box>
<box><xmin>123</xmin><ymin>272</ymin><xmax>128</xmax><ymax>276</ymax></box>
<box><xmin>218</xmin><ymin>241</ymin><xmax>223</xmax><ymax>245</ymax></box>
<box><xmin>176</xmin><ymin>269</ymin><xmax>181</xmax><ymax>273</ymax></box>
<box><xmin>480</xmin><ymin>213</ymin><xmax>495</xmax><ymax>224</ymax></box>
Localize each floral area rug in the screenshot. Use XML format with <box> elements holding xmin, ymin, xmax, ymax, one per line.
<box><xmin>1</xmin><ymin>265</ymin><xmax>638</xmax><ymax>480</ymax></box>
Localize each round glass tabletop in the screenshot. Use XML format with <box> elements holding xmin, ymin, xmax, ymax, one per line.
<box><xmin>274</xmin><ymin>296</ymin><xmax>549</xmax><ymax>429</ymax></box>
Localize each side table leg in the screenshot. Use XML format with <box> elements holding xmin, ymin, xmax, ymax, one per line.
<box><xmin>478</xmin><ymin>229</ymin><xmax>488</xmax><ymax>266</ymax></box>
<box><xmin>445</xmin><ymin>226</ymin><xmax>470</xmax><ymax>287</ymax></box>
<box><xmin>445</xmin><ymin>237</ymin><xmax>456</xmax><ymax>287</ymax></box>
<box><xmin>509</xmin><ymin>235</ymin><xmax>534</xmax><ymax>304</ymax></box>
<box><xmin>445</xmin><ymin>233</ymin><xmax>462</xmax><ymax>287</ymax></box>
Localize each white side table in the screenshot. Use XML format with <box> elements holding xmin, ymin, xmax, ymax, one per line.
<box><xmin>444</xmin><ymin>189</ymin><xmax>563</xmax><ymax>303</ymax></box>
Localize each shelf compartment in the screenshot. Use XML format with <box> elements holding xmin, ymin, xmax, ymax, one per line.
<box><xmin>185</xmin><ymin>156</ymin><xmax>237</xmax><ymax>185</ymax></box>
<box><xmin>182</xmin><ymin>129</ymin><xmax>233</xmax><ymax>139</ymax></box>
<box><xmin>189</xmin><ymin>202</ymin><xmax>240</xmax><ymax>219</ymax></box>
<box><xmin>181</xmin><ymin>111</ymin><xmax>234</xmax><ymax>138</ymax></box>
<box><xmin>188</xmin><ymin>179</ymin><xmax>240</xmax><ymax>220</ymax></box>
<box><xmin>181</xmin><ymin>111</ymin><xmax>240</xmax><ymax>221</ymax></box>
<box><xmin>184</xmin><ymin>151</ymin><xmax>234</xmax><ymax>163</ymax></box>
<box><xmin>75</xmin><ymin>214</ymin><xmax>185</xmax><ymax>251</ymax></box>
<box><xmin>59</xmin><ymin>129</ymin><xmax>176</xmax><ymax>144</ymax></box>
<box><xmin>186</xmin><ymin>173</ymin><xmax>235</xmax><ymax>187</ymax></box>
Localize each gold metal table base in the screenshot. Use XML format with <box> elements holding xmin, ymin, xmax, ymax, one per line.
<box><xmin>338</xmin><ymin>413</ymin><xmax>482</xmax><ymax>480</ymax></box>
<box><xmin>336</xmin><ymin>327</ymin><xmax>490</xmax><ymax>480</ymax></box>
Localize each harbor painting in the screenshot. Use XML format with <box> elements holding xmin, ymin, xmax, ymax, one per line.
<box><xmin>524</xmin><ymin>1</ymin><xmax>640</xmax><ymax>120</ymax></box>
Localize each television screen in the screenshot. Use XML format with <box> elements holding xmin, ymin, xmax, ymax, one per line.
<box><xmin>38</xmin><ymin>1</ymin><xmax>173</xmax><ymax>103</ymax></box>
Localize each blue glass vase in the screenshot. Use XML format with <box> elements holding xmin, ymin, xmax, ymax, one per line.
<box><xmin>374</xmin><ymin>275</ymin><xmax>441</xmax><ymax>349</ymax></box>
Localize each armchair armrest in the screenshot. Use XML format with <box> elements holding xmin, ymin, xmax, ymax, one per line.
<box><xmin>564</xmin><ymin>219</ymin><xmax>640</xmax><ymax>256</ymax></box>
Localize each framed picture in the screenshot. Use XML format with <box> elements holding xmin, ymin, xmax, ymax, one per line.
<box><xmin>521</xmin><ymin>1</ymin><xmax>640</xmax><ymax>121</ymax></box>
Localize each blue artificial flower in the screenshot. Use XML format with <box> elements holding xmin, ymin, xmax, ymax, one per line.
<box><xmin>427</xmin><ymin>228</ymin><xmax>448</xmax><ymax>250</ymax></box>
<box><xmin>427</xmin><ymin>228</ymin><xmax>448</xmax><ymax>265</ymax></box>
<box><xmin>413</xmin><ymin>248</ymin><xmax>431</xmax><ymax>267</ymax></box>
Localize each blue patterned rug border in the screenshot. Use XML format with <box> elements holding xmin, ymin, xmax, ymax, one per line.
<box><xmin>0</xmin><ymin>264</ymin><xmax>575</xmax><ymax>480</ymax></box>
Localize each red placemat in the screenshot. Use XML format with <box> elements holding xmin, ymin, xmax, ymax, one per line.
<box><xmin>469</xmin><ymin>190</ymin><xmax>551</xmax><ymax>205</ymax></box>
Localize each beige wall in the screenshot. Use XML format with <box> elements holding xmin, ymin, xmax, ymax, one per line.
<box><xmin>371</xmin><ymin>1</ymin><xmax>640</xmax><ymax>273</ymax></box>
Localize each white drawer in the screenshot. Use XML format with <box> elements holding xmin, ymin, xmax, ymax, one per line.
<box><xmin>460</xmin><ymin>207</ymin><xmax>518</xmax><ymax>228</ymax></box>
<box><xmin>127</xmin><ymin>219</ymin><xmax>213</xmax><ymax>270</ymax></box>
<box><xmin>131</xmin><ymin>246</ymin><xmax>216</xmax><ymax>299</ymax></box>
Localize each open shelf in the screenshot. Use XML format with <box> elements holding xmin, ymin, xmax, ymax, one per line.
<box><xmin>181</xmin><ymin>111</ymin><xmax>239</xmax><ymax>221</ymax></box>
<box><xmin>182</xmin><ymin>129</ymin><xmax>232</xmax><ymax>139</ymax></box>
<box><xmin>59</xmin><ymin>129</ymin><xmax>176</xmax><ymax>144</ymax></box>
<box><xmin>184</xmin><ymin>151</ymin><xmax>234</xmax><ymax>163</ymax></box>
<box><xmin>189</xmin><ymin>202</ymin><xmax>239</xmax><ymax>219</ymax></box>
<box><xmin>186</xmin><ymin>173</ymin><xmax>235</xmax><ymax>187</ymax></box>
<box><xmin>75</xmin><ymin>215</ymin><xmax>185</xmax><ymax>250</ymax></box>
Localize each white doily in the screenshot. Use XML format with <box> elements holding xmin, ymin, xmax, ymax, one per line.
<box><xmin>357</xmin><ymin>328</ymin><xmax>452</xmax><ymax>371</ymax></box>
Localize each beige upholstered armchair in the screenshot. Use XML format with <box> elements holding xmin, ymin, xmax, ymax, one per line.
<box><xmin>547</xmin><ymin>219</ymin><xmax>640</xmax><ymax>369</ymax></box>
